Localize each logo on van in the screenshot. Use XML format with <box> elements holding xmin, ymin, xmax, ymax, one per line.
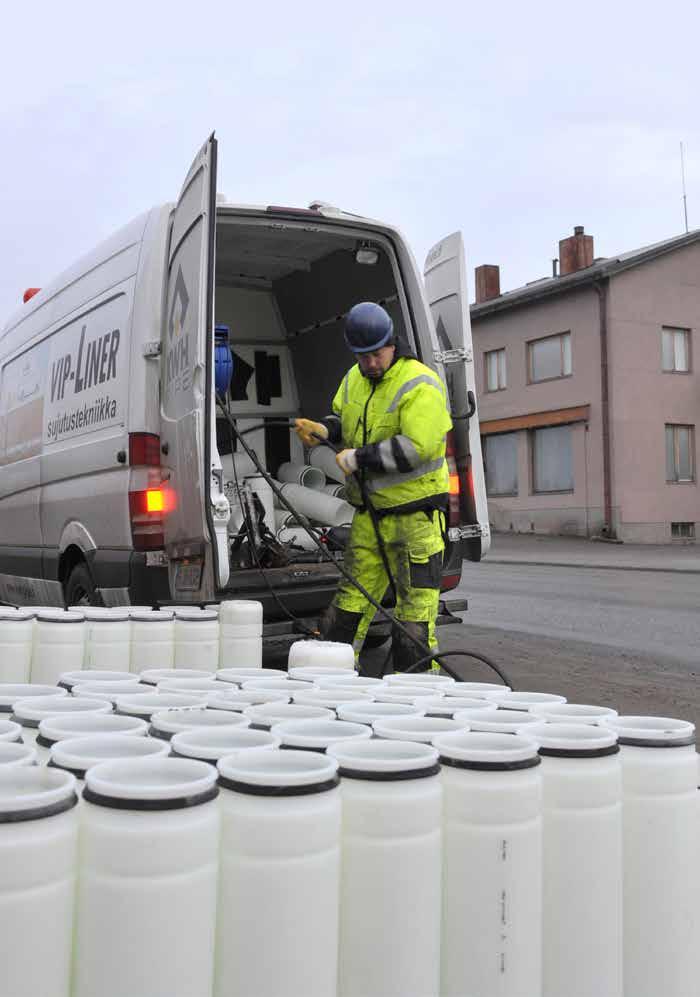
<box><xmin>169</xmin><ymin>267</ymin><xmax>190</xmax><ymax>340</ymax></box>
<box><xmin>166</xmin><ymin>266</ymin><xmax>192</xmax><ymax>394</ymax></box>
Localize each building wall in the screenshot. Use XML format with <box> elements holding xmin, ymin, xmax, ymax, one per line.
<box><xmin>472</xmin><ymin>287</ymin><xmax>607</xmax><ymax>537</ymax></box>
<box><xmin>607</xmin><ymin>243</ymin><xmax>700</xmax><ymax>542</ymax></box>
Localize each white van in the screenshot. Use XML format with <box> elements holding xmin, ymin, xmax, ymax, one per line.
<box><xmin>0</xmin><ymin>134</ymin><xmax>489</xmax><ymax>641</ymax></box>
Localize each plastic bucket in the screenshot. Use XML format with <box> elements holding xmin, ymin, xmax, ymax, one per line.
<box><xmin>72</xmin><ymin>681</ymin><xmax>152</xmax><ymax>704</ymax></box>
<box><xmin>0</xmin><ymin>607</ymin><xmax>34</xmax><ymax>682</ymax></box>
<box><xmin>49</xmin><ymin>734</ymin><xmax>170</xmax><ymax>781</ymax></box>
<box><xmin>207</xmin><ymin>690</ymin><xmax>290</xmax><ymax>712</ymax></box>
<box><xmin>288</xmin><ymin>665</ymin><xmax>358</xmax><ymax>682</ymax></box>
<box><xmin>38</xmin><ymin>712</ymin><xmax>148</xmax><ymax>752</ymax></box>
<box><xmin>373</xmin><ymin>687</ymin><xmax>444</xmax><ymax>706</ymax></box>
<box><xmin>243</xmin><ymin>703</ymin><xmax>334</xmax><ymax>731</ymax></box>
<box><xmin>150</xmin><ymin>708</ymin><xmax>250</xmax><ymax>740</ymax></box>
<box><xmin>384</xmin><ymin>672</ymin><xmax>456</xmax><ymax>689</ymax></box>
<box><xmin>157</xmin><ymin>678</ymin><xmax>223</xmax><ymax>695</ymax></box>
<box><xmin>31</xmin><ymin>610</ymin><xmax>85</xmax><ymax>685</ymax></box>
<box><xmin>83</xmin><ymin>608</ymin><xmax>131</xmax><ymax>671</ymax></box>
<box><xmin>485</xmin><ymin>690</ymin><xmax>568</xmax><ymax>711</ymax></box>
<box><xmin>241</xmin><ymin>677</ymin><xmax>310</xmax><ymax>694</ymax></box>
<box><xmin>219</xmin><ymin>600</ymin><xmax>263</xmax><ymax>670</ymax></box>
<box><xmin>372</xmin><ymin>715</ymin><xmax>469</xmax><ymax>743</ymax></box>
<box><xmin>0</xmin><ymin>718</ymin><xmax>23</xmax><ymax>743</ymax></box>
<box><xmin>420</xmin><ymin>696</ymin><xmax>492</xmax><ymax>718</ymax></box>
<box><xmin>272</xmin><ymin>718</ymin><xmax>372</xmax><ymax>752</ymax></box>
<box><xmin>140</xmin><ymin>667</ymin><xmax>216</xmax><ymax>686</ymax></box>
<box><xmin>336</xmin><ymin>701</ymin><xmax>426</xmax><ymax>725</ymax></box>
<box><xmin>530</xmin><ymin>702</ymin><xmax>619</xmax><ymax>725</ymax></box>
<box><xmin>0</xmin><ymin>683</ymin><xmax>68</xmax><ymax>713</ymax></box>
<box><xmin>216</xmin><ymin>667</ymin><xmax>287</xmax><ymax>687</ymax></box>
<box><xmin>453</xmin><ymin>707</ymin><xmax>542</xmax><ymax>734</ymax></box>
<box><xmin>129</xmin><ymin>610</ymin><xmax>175</xmax><ymax>674</ymax></box>
<box><xmin>12</xmin><ymin>695</ymin><xmax>112</xmax><ymax>760</ymax></box>
<box><xmin>173</xmin><ymin>609</ymin><xmax>219</xmax><ymax>672</ymax></box>
<box><xmin>171</xmin><ymin>726</ymin><xmax>280</xmax><ymax>763</ymax></box>
<box><xmin>292</xmin><ymin>689</ymin><xmax>374</xmax><ymax>711</ymax></box>
<box><xmin>114</xmin><ymin>692</ymin><xmax>207</xmax><ymax>720</ymax></box>
<box><xmin>0</xmin><ymin>742</ymin><xmax>37</xmax><ymax>767</ymax></box>
<box><xmin>59</xmin><ymin>669</ymin><xmax>137</xmax><ymax>691</ymax></box>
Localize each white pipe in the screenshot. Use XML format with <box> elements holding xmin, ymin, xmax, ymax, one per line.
<box><xmin>277</xmin><ymin>461</ymin><xmax>325</xmax><ymax>490</ymax></box>
<box><xmin>529</xmin><ymin>723</ymin><xmax>623</xmax><ymax>997</ymax></box>
<box><xmin>434</xmin><ymin>731</ymin><xmax>542</xmax><ymax>997</ymax></box>
<box><xmin>328</xmin><ymin>739</ymin><xmax>442</xmax><ymax>997</ymax></box>
<box><xmin>275</xmin><ymin>526</ymin><xmax>320</xmax><ymax>550</ymax></box>
<box><xmin>276</xmin><ymin>482</ymin><xmax>354</xmax><ymax>526</ymax></box>
<box><xmin>322</xmin><ymin>482</ymin><xmax>347</xmax><ymax>499</ymax></box>
<box><xmin>309</xmin><ymin>445</ymin><xmax>347</xmax><ymax>484</ymax></box>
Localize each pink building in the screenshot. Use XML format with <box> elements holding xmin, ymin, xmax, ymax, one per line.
<box><xmin>471</xmin><ymin>226</ymin><xmax>700</xmax><ymax>543</ymax></box>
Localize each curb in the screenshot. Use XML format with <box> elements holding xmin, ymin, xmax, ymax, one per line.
<box><xmin>485</xmin><ymin>558</ymin><xmax>700</xmax><ymax>576</ymax></box>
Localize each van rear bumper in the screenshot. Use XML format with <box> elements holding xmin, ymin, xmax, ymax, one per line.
<box><xmin>92</xmin><ymin>549</ymin><xmax>170</xmax><ymax>606</ymax></box>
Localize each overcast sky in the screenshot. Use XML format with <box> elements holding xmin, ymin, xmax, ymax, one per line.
<box><xmin>1</xmin><ymin>0</ymin><xmax>698</xmax><ymax>321</ymax></box>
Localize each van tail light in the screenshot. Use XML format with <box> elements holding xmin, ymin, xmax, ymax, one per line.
<box><xmin>128</xmin><ymin>489</ymin><xmax>173</xmax><ymax>551</ymax></box>
<box><xmin>129</xmin><ymin>433</ymin><xmax>161</xmax><ymax>467</ymax></box>
<box><xmin>445</xmin><ymin>431</ymin><xmax>461</xmax><ymax>528</ymax></box>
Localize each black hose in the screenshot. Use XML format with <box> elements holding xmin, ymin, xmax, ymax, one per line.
<box><xmin>216</xmin><ymin>394</ymin><xmax>510</xmax><ymax>686</ymax></box>
<box><xmin>400</xmin><ymin>650</ymin><xmax>511</xmax><ymax>687</ymax></box>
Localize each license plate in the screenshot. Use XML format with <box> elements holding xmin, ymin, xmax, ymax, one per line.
<box><xmin>174</xmin><ymin>562</ymin><xmax>203</xmax><ymax>591</ymax></box>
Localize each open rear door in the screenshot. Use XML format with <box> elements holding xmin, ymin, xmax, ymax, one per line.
<box><xmin>161</xmin><ymin>134</ymin><xmax>229</xmax><ymax>598</ymax></box>
<box><xmin>424</xmin><ymin>231</ymin><xmax>490</xmax><ymax>560</ymax></box>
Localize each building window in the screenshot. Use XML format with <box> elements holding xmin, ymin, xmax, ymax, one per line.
<box><xmin>483</xmin><ymin>432</ymin><xmax>518</xmax><ymax>496</ymax></box>
<box><xmin>528</xmin><ymin>332</ymin><xmax>572</xmax><ymax>383</ymax></box>
<box><xmin>665</xmin><ymin>424</ymin><xmax>695</xmax><ymax>483</ymax></box>
<box><xmin>661</xmin><ymin>327</ymin><xmax>690</xmax><ymax>372</ymax></box>
<box><xmin>532</xmin><ymin>424</ymin><xmax>574</xmax><ymax>493</ymax></box>
<box><xmin>671</xmin><ymin>522</ymin><xmax>695</xmax><ymax>539</ymax></box>
<box><xmin>485</xmin><ymin>348</ymin><xmax>506</xmax><ymax>392</ymax></box>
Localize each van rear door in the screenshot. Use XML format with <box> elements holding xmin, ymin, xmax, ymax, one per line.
<box><xmin>423</xmin><ymin>231</ymin><xmax>490</xmax><ymax>560</ymax></box>
<box><xmin>160</xmin><ymin>134</ymin><xmax>228</xmax><ymax>597</ymax></box>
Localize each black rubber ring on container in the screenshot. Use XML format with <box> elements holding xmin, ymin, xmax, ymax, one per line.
<box><xmin>82</xmin><ymin>783</ymin><xmax>219</xmax><ymax>811</ymax></box>
<box><xmin>439</xmin><ymin>754</ymin><xmax>541</xmax><ymax>772</ymax></box>
<box><xmin>539</xmin><ymin>744</ymin><xmax>620</xmax><ymax>759</ymax></box>
<box><xmin>0</xmin><ymin>705</ymin><xmax>12</xmax><ymax>713</ymax></box>
<box><xmin>217</xmin><ymin>774</ymin><xmax>340</xmax><ymax>797</ymax></box>
<box><xmin>338</xmin><ymin>762</ymin><xmax>441</xmax><ymax>781</ymax></box>
<box><xmin>617</xmin><ymin>734</ymin><xmax>696</xmax><ymax>748</ymax></box>
<box><xmin>36</xmin><ymin>734</ymin><xmax>56</xmax><ymax>749</ymax></box>
<box><xmin>279</xmin><ymin>743</ymin><xmax>327</xmax><ymax>753</ymax></box>
<box><xmin>0</xmin><ymin>791</ymin><xmax>78</xmax><ymax>824</ymax></box>
<box><xmin>113</xmin><ymin>709</ymin><xmax>148</xmax><ymax>719</ymax></box>
<box><xmin>248</xmin><ymin>722</ymin><xmax>272</xmax><ymax>732</ymax></box>
<box><xmin>425</xmin><ymin>711</ymin><xmax>457</xmax><ymax>719</ymax></box>
<box><xmin>58</xmin><ymin>682</ymin><xmax>73</xmax><ymax>691</ymax></box>
<box><xmin>47</xmin><ymin>758</ymin><xmax>87</xmax><ymax>779</ymax></box>
<box><xmin>169</xmin><ymin>749</ymin><xmax>217</xmax><ymax>765</ymax></box>
<box><xmin>148</xmin><ymin>726</ymin><xmax>174</xmax><ymax>741</ymax></box>
<box><xmin>10</xmin><ymin>716</ymin><xmax>38</xmax><ymax>729</ymax></box>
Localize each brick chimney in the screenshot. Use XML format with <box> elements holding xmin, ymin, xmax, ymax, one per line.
<box><xmin>558</xmin><ymin>226</ymin><xmax>594</xmax><ymax>276</ymax></box>
<box><xmin>475</xmin><ymin>264</ymin><xmax>501</xmax><ymax>303</ymax></box>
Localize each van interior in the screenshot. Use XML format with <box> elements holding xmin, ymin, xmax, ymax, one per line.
<box><xmin>213</xmin><ymin>215</ymin><xmax>409</xmax><ymax>574</ymax></box>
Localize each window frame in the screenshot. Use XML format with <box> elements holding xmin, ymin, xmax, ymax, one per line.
<box><xmin>661</xmin><ymin>326</ymin><xmax>691</xmax><ymax>374</ymax></box>
<box><xmin>530</xmin><ymin>423</ymin><xmax>575</xmax><ymax>495</ymax></box>
<box><xmin>526</xmin><ymin>331</ymin><xmax>572</xmax><ymax>384</ymax></box>
<box><xmin>484</xmin><ymin>347</ymin><xmax>507</xmax><ymax>393</ymax></box>
<box><xmin>665</xmin><ymin>423</ymin><xmax>696</xmax><ymax>484</ymax></box>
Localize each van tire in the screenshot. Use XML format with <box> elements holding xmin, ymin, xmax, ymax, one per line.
<box><xmin>65</xmin><ymin>562</ymin><xmax>102</xmax><ymax>607</ymax></box>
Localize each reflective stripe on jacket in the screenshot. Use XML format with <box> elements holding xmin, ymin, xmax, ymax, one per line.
<box><xmin>330</xmin><ymin>356</ymin><xmax>452</xmax><ymax>511</ymax></box>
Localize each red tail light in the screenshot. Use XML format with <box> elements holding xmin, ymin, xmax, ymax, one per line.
<box><xmin>129</xmin><ymin>433</ymin><xmax>161</xmax><ymax>467</ymax></box>
<box><xmin>445</xmin><ymin>431</ymin><xmax>460</xmax><ymax>527</ymax></box>
<box><xmin>128</xmin><ymin>489</ymin><xmax>174</xmax><ymax>551</ymax></box>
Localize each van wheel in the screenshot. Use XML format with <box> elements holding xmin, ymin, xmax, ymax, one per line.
<box><xmin>65</xmin><ymin>563</ymin><xmax>102</xmax><ymax>607</ymax></box>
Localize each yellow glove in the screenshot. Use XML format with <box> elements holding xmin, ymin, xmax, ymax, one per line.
<box><xmin>336</xmin><ymin>449</ymin><xmax>358</xmax><ymax>474</ymax></box>
<box><xmin>294</xmin><ymin>419</ymin><xmax>328</xmax><ymax>448</ymax></box>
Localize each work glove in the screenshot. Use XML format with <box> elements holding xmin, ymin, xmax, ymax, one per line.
<box><xmin>336</xmin><ymin>449</ymin><xmax>358</xmax><ymax>475</ymax></box>
<box><xmin>294</xmin><ymin>418</ymin><xmax>328</xmax><ymax>448</ymax></box>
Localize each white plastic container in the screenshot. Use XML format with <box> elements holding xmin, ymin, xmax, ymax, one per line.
<box><xmin>158</xmin><ymin>677</ymin><xmax>223</xmax><ymax>695</ymax></box>
<box><xmin>421</xmin><ymin>695</ymin><xmax>492</xmax><ymax>718</ymax></box>
<box><xmin>486</xmin><ymin>690</ymin><xmax>568</xmax><ymax>711</ymax></box>
<box><xmin>38</xmin><ymin>713</ymin><xmax>148</xmax><ymax>754</ymax></box>
<box><xmin>242</xmin><ymin>677</ymin><xmax>310</xmax><ymax>695</ymax></box>
<box><xmin>445</xmin><ymin>681</ymin><xmax>511</xmax><ymax>698</ymax></box>
<box><xmin>244</xmin><ymin>702</ymin><xmax>334</xmax><ymax>730</ymax></box>
<box><xmin>603</xmin><ymin>715</ymin><xmax>699</xmax><ymax>997</ymax></box>
<box><xmin>373</xmin><ymin>714</ymin><xmax>469</xmax><ymax>743</ymax></box>
<box><xmin>73</xmin><ymin>681</ymin><xmax>152</xmax><ymax>704</ymax></box>
<box><xmin>141</xmin><ymin>667</ymin><xmax>217</xmax><ymax>686</ymax></box>
<box><xmin>292</xmin><ymin>688</ymin><xmax>374</xmax><ymax>710</ymax></box>
<box><xmin>0</xmin><ymin>607</ymin><xmax>34</xmax><ymax>682</ymax></box>
<box><xmin>0</xmin><ymin>767</ymin><xmax>78</xmax><ymax>997</ymax></box>
<box><xmin>114</xmin><ymin>692</ymin><xmax>207</xmax><ymax>720</ymax></box>
<box><xmin>83</xmin><ymin>607</ymin><xmax>131</xmax><ymax>671</ymax></box>
<box><xmin>336</xmin><ymin>701</ymin><xmax>426</xmax><ymax>725</ymax></box>
<box><xmin>453</xmin><ymin>706</ymin><xmax>542</xmax><ymax>735</ymax></box>
<box><xmin>434</xmin><ymin>730</ymin><xmax>543</xmax><ymax>997</ymax></box>
<box><xmin>288</xmin><ymin>664</ymin><xmax>355</xmax><ymax>682</ymax></box>
<box><xmin>31</xmin><ymin>609</ymin><xmax>85</xmax><ymax>685</ymax></box>
<box><xmin>218</xmin><ymin>600</ymin><xmax>263</xmax><ymax>670</ymax></box>
<box><xmin>128</xmin><ymin>609</ymin><xmax>175</xmax><ymax>674</ymax></box>
<box><xmin>277</xmin><ymin>460</ymin><xmax>325</xmax><ymax>490</ymax></box>
<box><xmin>171</xmin><ymin>726</ymin><xmax>280</xmax><ymax>763</ymax></box>
<box><xmin>529</xmin><ymin>723</ymin><xmax>623</xmax><ymax>997</ymax></box>
<box><xmin>384</xmin><ymin>671</ymin><xmax>456</xmax><ymax>689</ymax></box>
<box><xmin>58</xmin><ymin>668</ymin><xmax>136</xmax><ymax>691</ymax></box>
<box><xmin>215</xmin><ymin>748</ymin><xmax>341</xmax><ymax>997</ymax></box>
<box><xmin>530</xmin><ymin>701</ymin><xmax>619</xmax><ymax>725</ymax></box>
<box><xmin>272</xmin><ymin>718</ymin><xmax>372</xmax><ymax>752</ymax></box>
<box><xmin>328</xmin><ymin>739</ymin><xmax>442</xmax><ymax>997</ymax></box>
<box><xmin>149</xmin><ymin>708</ymin><xmax>250</xmax><ymax>741</ymax></box>
<box><xmin>0</xmin><ymin>741</ymin><xmax>38</xmax><ymax>766</ymax></box>
<box><xmin>216</xmin><ymin>666</ymin><xmax>287</xmax><ymax>686</ymax></box>
<box><xmin>73</xmin><ymin>757</ymin><xmax>219</xmax><ymax>997</ymax></box>
<box><xmin>12</xmin><ymin>695</ymin><xmax>111</xmax><ymax>760</ymax></box>
<box><xmin>322</xmin><ymin>676</ymin><xmax>383</xmax><ymax>690</ymax></box>
<box><xmin>373</xmin><ymin>686</ymin><xmax>444</xmax><ymax>706</ymax></box>
<box><xmin>173</xmin><ymin>609</ymin><xmax>219</xmax><ymax>672</ymax></box>
<box><xmin>207</xmin><ymin>690</ymin><xmax>289</xmax><ymax>714</ymax></box>
<box><xmin>0</xmin><ymin>683</ymin><xmax>67</xmax><ymax>715</ymax></box>
<box><xmin>0</xmin><ymin>718</ymin><xmax>23</xmax><ymax>743</ymax></box>
<box><xmin>288</xmin><ymin>638</ymin><xmax>355</xmax><ymax>671</ymax></box>
<box><xmin>49</xmin><ymin>734</ymin><xmax>170</xmax><ymax>782</ymax></box>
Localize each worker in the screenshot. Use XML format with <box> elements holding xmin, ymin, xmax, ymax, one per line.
<box><xmin>295</xmin><ymin>301</ymin><xmax>452</xmax><ymax>672</ymax></box>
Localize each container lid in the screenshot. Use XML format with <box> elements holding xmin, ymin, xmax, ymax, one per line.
<box><xmin>217</xmin><ymin>667</ymin><xmax>287</xmax><ymax>686</ymax></box>
<box><xmin>150</xmin><ymin>708</ymin><xmax>250</xmax><ymax>739</ymax></box>
<box><xmin>218</xmin><ymin>600</ymin><xmax>263</xmax><ymax>626</ymax></box>
<box><xmin>328</xmin><ymin>738</ymin><xmax>440</xmax><ymax>780</ymax></box>
<box><xmin>527</xmin><ymin>723</ymin><xmax>619</xmax><ymax>757</ymax></box>
<box><xmin>384</xmin><ymin>672</ymin><xmax>455</xmax><ymax>688</ymax></box>
<box><xmin>83</xmin><ymin>607</ymin><xmax>129</xmax><ymax>622</ymax></box>
<box><xmin>50</xmin><ymin>734</ymin><xmax>170</xmax><ymax>779</ymax></box>
<box><xmin>36</xmin><ymin>609</ymin><xmax>84</xmax><ymax>623</ymax></box>
<box><xmin>38</xmin><ymin>713</ymin><xmax>148</xmax><ymax>748</ymax></box>
<box><xmin>452</xmin><ymin>708</ymin><xmax>542</xmax><ymax>734</ymax></box>
<box><xmin>372</xmin><ymin>715</ymin><xmax>468</xmax><ymax>743</ymax></box>
<box><xmin>421</xmin><ymin>696</ymin><xmax>492</xmax><ymax>718</ymax></box>
<box><xmin>434</xmin><ymin>730</ymin><xmax>541</xmax><ymax>770</ymax></box>
<box><xmin>602</xmin><ymin>715</ymin><xmax>696</xmax><ymax>747</ymax></box>
<box><xmin>84</xmin><ymin>757</ymin><xmax>218</xmax><ymax>810</ymax></box>
<box><xmin>174</xmin><ymin>609</ymin><xmax>218</xmax><ymax>622</ymax></box>
<box><xmin>171</xmin><ymin>727</ymin><xmax>280</xmax><ymax>762</ymax></box>
<box><xmin>13</xmin><ymin>696</ymin><xmax>111</xmax><ymax>727</ymax></box>
<box><xmin>487</xmin><ymin>691</ymin><xmax>568</xmax><ymax>711</ymax></box>
<box><xmin>157</xmin><ymin>678</ymin><xmax>222</xmax><ymax>695</ymax></box>
<box><xmin>59</xmin><ymin>669</ymin><xmax>136</xmax><ymax>690</ymax></box>
<box><xmin>141</xmin><ymin>668</ymin><xmax>215</xmax><ymax>686</ymax></box>
<box><xmin>292</xmin><ymin>689</ymin><xmax>374</xmax><ymax>709</ymax></box>
<box><xmin>0</xmin><ymin>766</ymin><xmax>78</xmax><ymax>822</ymax></box>
<box><xmin>242</xmin><ymin>678</ymin><xmax>310</xmax><ymax>694</ymax></box>
<box><xmin>217</xmin><ymin>746</ymin><xmax>339</xmax><ymax>796</ymax></box>
<box><xmin>130</xmin><ymin>609</ymin><xmax>174</xmax><ymax>622</ymax></box>
<box><xmin>0</xmin><ymin>684</ymin><xmax>68</xmax><ymax>712</ymax></box>
<box><xmin>529</xmin><ymin>702</ymin><xmax>618</xmax><ymax>724</ymax></box>
<box><xmin>0</xmin><ymin>742</ymin><xmax>37</xmax><ymax>767</ymax></box>
<box><xmin>0</xmin><ymin>607</ymin><xmax>34</xmax><ymax>621</ymax></box>
<box><xmin>271</xmin><ymin>718</ymin><xmax>372</xmax><ymax>751</ymax></box>
<box><xmin>0</xmin><ymin>719</ymin><xmax>22</xmax><ymax>742</ymax></box>
<box><xmin>208</xmin><ymin>690</ymin><xmax>289</xmax><ymax>711</ymax></box>
<box><xmin>244</xmin><ymin>703</ymin><xmax>334</xmax><ymax>730</ymax></box>
<box><xmin>336</xmin><ymin>702</ymin><xmax>426</xmax><ymax>724</ymax></box>
<box><xmin>114</xmin><ymin>693</ymin><xmax>207</xmax><ymax>718</ymax></box>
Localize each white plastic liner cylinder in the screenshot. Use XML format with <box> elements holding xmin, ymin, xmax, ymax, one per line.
<box><xmin>322</xmin><ymin>676</ymin><xmax>383</xmax><ymax>691</ymax></box>
<box><xmin>604</xmin><ymin>715</ymin><xmax>699</xmax><ymax>997</ymax></box>
<box><xmin>171</xmin><ymin>726</ymin><xmax>280</xmax><ymax>763</ymax></box>
<box><xmin>277</xmin><ymin>482</ymin><xmax>354</xmax><ymax>526</ymax></box>
<box><xmin>328</xmin><ymin>739</ymin><xmax>442</xmax><ymax>997</ymax></box>
<box><xmin>0</xmin><ymin>608</ymin><xmax>34</xmax><ymax>682</ymax></box>
<box><xmin>217</xmin><ymin>666</ymin><xmax>286</xmax><ymax>687</ymax></box>
<box><xmin>0</xmin><ymin>718</ymin><xmax>23</xmax><ymax>742</ymax></box>
<box><xmin>277</xmin><ymin>460</ymin><xmax>325</xmax><ymax>490</ymax></box>
<box><xmin>149</xmin><ymin>708</ymin><xmax>250</xmax><ymax>741</ymax></box>
<box><xmin>244</xmin><ymin>702</ymin><xmax>334</xmax><ymax>731</ymax></box>
<box><xmin>73</xmin><ymin>758</ymin><xmax>219</xmax><ymax>997</ymax></box>
<box><xmin>288</xmin><ymin>665</ymin><xmax>358</xmax><ymax>682</ymax></box>
<box><xmin>218</xmin><ymin>600</ymin><xmax>263</xmax><ymax>670</ymax></box>
<box><xmin>292</xmin><ymin>688</ymin><xmax>375</xmax><ymax>711</ymax></box>
<box><xmin>309</xmin><ymin>443</ymin><xmax>347</xmax><ymax>484</ymax></box>
<box><xmin>272</xmin><ymin>718</ymin><xmax>372</xmax><ymax>752</ymax></box>
<box><xmin>141</xmin><ymin>667</ymin><xmax>217</xmax><ymax>686</ymax></box>
<box><xmin>486</xmin><ymin>690</ymin><xmax>568</xmax><ymax>710</ymax></box>
<box><xmin>0</xmin><ymin>683</ymin><xmax>67</xmax><ymax>717</ymax></box>
<box><xmin>158</xmin><ymin>677</ymin><xmax>223</xmax><ymax>696</ymax></box>
<box><xmin>434</xmin><ymin>731</ymin><xmax>543</xmax><ymax>997</ymax></box>
<box><xmin>0</xmin><ymin>741</ymin><xmax>38</xmax><ymax>767</ymax></box>
<box><xmin>215</xmin><ymin>748</ymin><xmax>341</xmax><ymax>997</ymax></box>
<box><xmin>384</xmin><ymin>672</ymin><xmax>456</xmax><ymax>690</ymax></box>
<box><xmin>114</xmin><ymin>692</ymin><xmax>207</xmax><ymax>720</ymax></box>
<box><xmin>449</xmin><ymin>681</ymin><xmax>511</xmax><ymax>698</ymax></box>
<box><xmin>242</xmin><ymin>677</ymin><xmax>310</xmax><ymax>695</ymax></box>
<box><xmin>38</xmin><ymin>713</ymin><xmax>148</xmax><ymax>754</ymax></box>
<box><xmin>288</xmin><ymin>639</ymin><xmax>355</xmax><ymax>671</ymax></box>
<box><xmin>336</xmin><ymin>701</ymin><xmax>426</xmax><ymax>725</ymax></box>
<box><xmin>83</xmin><ymin>608</ymin><xmax>131</xmax><ymax>671</ymax></box>
<box><xmin>529</xmin><ymin>723</ymin><xmax>623</xmax><ymax>997</ymax></box>
<box><xmin>0</xmin><ymin>767</ymin><xmax>78</xmax><ymax>997</ymax></box>
<box><xmin>374</xmin><ymin>686</ymin><xmax>444</xmax><ymax>706</ymax></box>
<box><xmin>58</xmin><ymin>669</ymin><xmax>136</xmax><ymax>691</ymax></box>
<box><xmin>454</xmin><ymin>707</ymin><xmax>542</xmax><ymax>735</ymax></box>
<box><xmin>12</xmin><ymin>696</ymin><xmax>112</xmax><ymax>760</ymax></box>
<box><xmin>129</xmin><ymin>609</ymin><xmax>175</xmax><ymax>674</ymax></box>
<box><xmin>373</xmin><ymin>715</ymin><xmax>469</xmax><ymax>743</ymax></box>
<box><xmin>421</xmin><ymin>696</ymin><xmax>492</xmax><ymax>718</ymax></box>
<box><xmin>49</xmin><ymin>734</ymin><xmax>170</xmax><ymax>783</ymax></box>
<box><xmin>530</xmin><ymin>702</ymin><xmax>619</xmax><ymax>725</ymax></box>
<box><xmin>72</xmin><ymin>681</ymin><xmax>152</xmax><ymax>704</ymax></box>
<box><xmin>173</xmin><ymin>609</ymin><xmax>219</xmax><ymax>672</ymax></box>
<box><xmin>31</xmin><ymin>609</ymin><xmax>85</xmax><ymax>685</ymax></box>
<box><xmin>207</xmin><ymin>690</ymin><xmax>289</xmax><ymax>713</ymax></box>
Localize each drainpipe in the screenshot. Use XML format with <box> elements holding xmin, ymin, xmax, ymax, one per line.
<box><xmin>594</xmin><ymin>279</ymin><xmax>615</xmax><ymax>537</ymax></box>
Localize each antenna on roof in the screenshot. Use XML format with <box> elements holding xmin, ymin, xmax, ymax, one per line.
<box><xmin>680</xmin><ymin>141</ymin><xmax>689</xmax><ymax>233</ymax></box>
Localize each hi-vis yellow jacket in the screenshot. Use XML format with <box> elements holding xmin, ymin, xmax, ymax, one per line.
<box><xmin>328</xmin><ymin>356</ymin><xmax>452</xmax><ymax>512</ymax></box>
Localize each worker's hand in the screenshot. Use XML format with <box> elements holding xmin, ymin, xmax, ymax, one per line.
<box><xmin>336</xmin><ymin>449</ymin><xmax>358</xmax><ymax>475</ymax></box>
<box><xmin>294</xmin><ymin>419</ymin><xmax>328</xmax><ymax>448</ymax></box>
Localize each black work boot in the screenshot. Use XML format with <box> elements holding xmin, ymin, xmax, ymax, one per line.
<box><xmin>391</xmin><ymin>620</ymin><xmax>434</xmax><ymax>673</ymax></box>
